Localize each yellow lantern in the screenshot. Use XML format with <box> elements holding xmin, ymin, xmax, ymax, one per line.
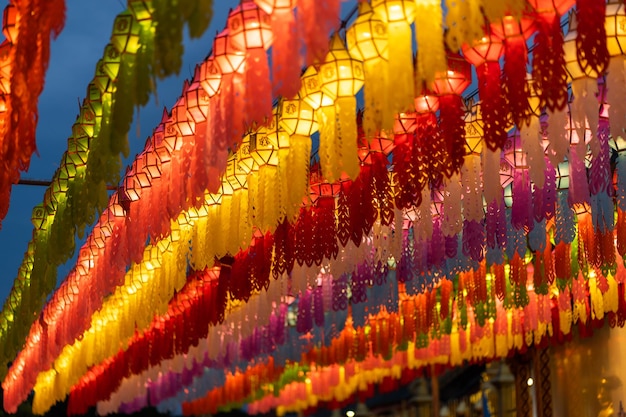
<box><xmin>279</xmin><ymin>96</ymin><xmax>318</xmax><ymax>137</ymax></box>
<box><xmin>318</xmin><ymin>34</ymin><xmax>365</xmax><ymax>182</ymax></box>
<box><xmin>299</xmin><ymin>66</ymin><xmax>334</xmax><ymax>110</ymax></box>
<box><xmin>465</xmin><ymin>103</ymin><xmax>484</xmax><ymax>155</ymax></box>
<box><xmin>346</xmin><ymin>2</ymin><xmax>392</xmax><ymax>137</ymax></box>
<box><xmin>371</xmin><ymin>0</ymin><xmax>415</xmax><ymax>113</ymax></box>
<box><xmin>111</xmin><ymin>11</ymin><xmax>141</xmax><ymax>54</ymax></box>
<box><xmin>226</xmin><ymin>152</ymin><xmax>249</xmax><ymax>191</ymax></box>
<box><xmin>250</xmin><ymin>109</ymin><xmax>289</xmax><ymax>167</ymax></box>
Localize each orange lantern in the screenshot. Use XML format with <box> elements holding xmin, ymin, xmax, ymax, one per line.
<box><xmin>462</xmin><ymin>35</ymin><xmax>507</xmax><ymax>151</ymax></box>
<box><xmin>186</xmin><ymin>66</ymin><xmax>210</xmax><ymax>124</ymax></box>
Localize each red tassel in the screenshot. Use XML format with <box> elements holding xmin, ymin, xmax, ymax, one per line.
<box><xmin>575</xmin><ymin>0</ymin><xmax>609</xmax><ymax>76</ymax></box>
<box><xmin>438</xmin><ymin>94</ymin><xmax>466</xmax><ymax>177</ymax></box>
<box><xmin>298</xmin><ymin>0</ymin><xmax>340</xmax><ymax>66</ymax></box>
<box><xmin>532</xmin><ymin>15</ymin><xmax>568</xmax><ymax>111</ymax></box>
<box><xmin>476</xmin><ymin>62</ymin><xmax>508</xmax><ymax>150</ymax></box>
<box><xmin>503</xmin><ymin>36</ymin><xmax>532</xmax><ymax>127</ymax></box>
<box><xmin>270</xmin><ymin>8</ymin><xmax>301</xmax><ymax>98</ymax></box>
<box><xmin>245</xmin><ymin>48</ymin><xmax>273</xmax><ymax>126</ymax></box>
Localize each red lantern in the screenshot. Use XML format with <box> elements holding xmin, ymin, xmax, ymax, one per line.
<box><xmin>529</xmin><ymin>0</ymin><xmax>576</xmax><ymax>111</ymax></box>
<box><xmin>431</xmin><ymin>52</ymin><xmax>471</xmax><ymax>177</ymax></box>
<box><xmin>462</xmin><ymin>35</ymin><xmax>507</xmax><ymax>151</ymax></box>
<box><xmin>491</xmin><ymin>15</ymin><xmax>536</xmax><ymax>128</ymax></box>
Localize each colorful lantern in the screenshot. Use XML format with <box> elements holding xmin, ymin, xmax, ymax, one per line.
<box><xmin>604</xmin><ymin>0</ymin><xmax>626</xmax><ymax>151</ymax></box>
<box><xmin>228</xmin><ymin>1</ymin><xmax>273</xmax><ymax>127</ymax></box>
<box><xmin>491</xmin><ymin>15</ymin><xmax>535</xmax><ymax>128</ymax></box>
<box><xmin>462</xmin><ymin>34</ymin><xmax>507</xmax><ymax>151</ymax></box>
<box><xmin>253</xmin><ymin>0</ymin><xmax>300</xmax><ymax>98</ymax></box>
<box><xmin>431</xmin><ymin>52</ymin><xmax>472</xmax><ymax>177</ymax></box>
<box><xmin>346</xmin><ymin>2</ymin><xmax>392</xmax><ymax>137</ymax></box>
<box><xmin>528</xmin><ymin>0</ymin><xmax>575</xmax><ymax>112</ymax></box>
<box><xmin>318</xmin><ymin>34</ymin><xmax>365</xmax><ymax>182</ymax></box>
<box><xmin>371</xmin><ymin>0</ymin><xmax>415</xmax><ymax>114</ymax></box>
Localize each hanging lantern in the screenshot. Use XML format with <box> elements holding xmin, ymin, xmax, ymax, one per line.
<box><xmin>253</xmin><ymin>0</ymin><xmax>300</xmax><ymax>97</ymax></box>
<box><xmin>604</xmin><ymin>0</ymin><xmax>626</xmax><ymax>151</ymax></box>
<box><xmin>318</xmin><ymin>34</ymin><xmax>365</xmax><ymax>182</ymax></box>
<box><xmin>228</xmin><ymin>1</ymin><xmax>273</xmax><ymax>127</ymax></box>
<box><xmin>464</xmin><ymin>103</ymin><xmax>484</xmax><ymax>155</ymax></box>
<box><xmin>371</xmin><ymin>0</ymin><xmax>415</xmax><ymax>114</ymax></box>
<box><xmin>528</xmin><ymin>0</ymin><xmax>575</xmax><ymax>111</ymax></box>
<box><xmin>462</xmin><ymin>34</ymin><xmax>508</xmax><ymax>151</ymax></box>
<box><xmin>250</xmin><ymin>108</ymin><xmax>289</xmax><ymax>167</ymax></box>
<box><xmin>213</xmin><ymin>28</ymin><xmax>246</xmax><ymax>148</ymax></box>
<box><xmin>111</xmin><ymin>11</ymin><xmax>141</xmax><ymax>54</ymax></box>
<box><xmin>300</xmin><ymin>66</ymin><xmax>334</xmax><ymax>110</ymax></box>
<box><xmin>2</xmin><ymin>4</ymin><xmax>17</xmax><ymax>44</ymax></box>
<box><xmin>226</xmin><ymin>152</ymin><xmax>249</xmax><ymax>191</ymax></box>
<box><xmin>347</xmin><ymin>2</ymin><xmax>392</xmax><ymax>137</ymax></box>
<box><xmin>186</xmin><ymin>66</ymin><xmax>210</xmax><ymax>124</ymax></box>
<box><xmin>199</xmin><ymin>57</ymin><xmax>222</xmax><ymax>98</ymax></box>
<box><xmin>431</xmin><ymin>52</ymin><xmax>472</xmax><ymax>177</ymax></box>
<box><xmin>564</xmin><ymin>15</ymin><xmax>600</xmax><ymax>157</ymax></box>
<box><xmin>279</xmin><ymin>95</ymin><xmax>318</xmax><ymax>137</ymax></box>
<box><xmin>491</xmin><ymin>15</ymin><xmax>535</xmax><ymax>128</ymax></box>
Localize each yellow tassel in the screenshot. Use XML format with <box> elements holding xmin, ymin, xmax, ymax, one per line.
<box><xmin>482</xmin><ymin>0</ymin><xmax>526</xmax><ymax>23</ymax></box>
<box><xmin>335</xmin><ymin>96</ymin><xmax>361</xmax><ymax>180</ymax></box>
<box><xmin>414</xmin><ymin>1</ymin><xmax>447</xmax><ymax>87</ymax></box>
<box><xmin>604</xmin><ymin>274</ymin><xmax>619</xmax><ymax>314</ymax></box>
<box><xmin>445</xmin><ymin>0</ymin><xmax>484</xmax><ymax>51</ymax></box>
<box><xmin>387</xmin><ymin>21</ymin><xmax>415</xmax><ymax>113</ymax></box>
<box><xmin>285</xmin><ymin>135</ymin><xmax>311</xmax><ymax>222</ymax></box>
<box><xmin>317</xmin><ymin>105</ymin><xmax>342</xmax><ymax>183</ymax></box>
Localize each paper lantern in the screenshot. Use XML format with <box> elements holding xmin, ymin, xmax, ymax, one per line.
<box><xmin>431</xmin><ymin>52</ymin><xmax>471</xmax><ymax>177</ymax></box>
<box><xmin>462</xmin><ymin>35</ymin><xmax>507</xmax><ymax>151</ymax></box>
<box><xmin>414</xmin><ymin>94</ymin><xmax>439</xmax><ymax>115</ymax></box>
<box><xmin>226</xmin><ymin>152</ymin><xmax>249</xmax><ymax>191</ymax></box>
<box><xmin>228</xmin><ymin>1</ymin><xmax>273</xmax><ymax>51</ymax></box>
<box><xmin>112</xmin><ymin>11</ymin><xmax>141</xmax><ymax>54</ymax></box>
<box><xmin>491</xmin><ymin>15</ymin><xmax>535</xmax><ymax>128</ymax></box>
<box><xmin>464</xmin><ymin>103</ymin><xmax>484</xmax><ymax>155</ymax></box>
<box><xmin>347</xmin><ymin>2</ymin><xmax>392</xmax><ymax>136</ymax></box>
<box><xmin>199</xmin><ymin>58</ymin><xmax>222</xmax><ymax>98</ymax></box>
<box><xmin>2</xmin><ymin>4</ymin><xmax>16</xmax><ymax>44</ymax></box>
<box><xmin>251</xmin><ymin>109</ymin><xmax>289</xmax><ymax>167</ymax></box>
<box><xmin>371</xmin><ymin>0</ymin><xmax>415</xmax><ymax>113</ymax></box>
<box><xmin>317</xmin><ymin>34</ymin><xmax>365</xmax><ymax>181</ymax></box>
<box><xmin>605</xmin><ymin>0</ymin><xmax>626</xmax><ymax>55</ymax></box>
<box><xmin>300</xmin><ymin>66</ymin><xmax>334</xmax><ymax>110</ymax></box>
<box><xmin>279</xmin><ymin>96</ymin><xmax>318</xmax><ymax>137</ymax></box>
<box><xmin>186</xmin><ymin>67</ymin><xmax>210</xmax><ymax>124</ymax></box>
<box><xmin>213</xmin><ymin>29</ymin><xmax>245</xmax><ymax>75</ymax></box>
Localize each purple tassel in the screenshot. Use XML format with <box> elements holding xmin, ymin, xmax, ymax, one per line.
<box><xmin>542</xmin><ymin>158</ymin><xmax>556</xmax><ymax>220</ymax></box>
<box><xmin>512</xmin><ymin>169</ymin><xmax>532</xmax><ymax>230</ymax></box>
<box><xmin>567</xmin><ymin>145</ymin><xmax>591</xmax><ymax>207</ymax></box>
<box><xmin>462</xmin><ymin>220</ymin><xmax>485</xmax><ymax>262</ymax></box>
<box><xmin>296</xmin><ymin>290</ymin><xmax>313</xmax><ymax>334</ymax></box>
<box><xmin>312</xmin><ymin>286</ymin><xmax>325</xmax><ymax>326</ymax></box>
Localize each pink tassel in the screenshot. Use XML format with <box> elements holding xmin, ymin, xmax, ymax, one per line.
<box><xmin>270</xmin><ymin>9</ymin><xmax>300</xmax><ymax>98</ymax></box>
<box><xmin>245</xmin><ymin>48</ymin><xmax>273</xmax><ymax>126</ymax></box>
<box><xmin>298</xmin><ymin>0</ymin><xmax>341</xmax><ymax>65</ymax></box>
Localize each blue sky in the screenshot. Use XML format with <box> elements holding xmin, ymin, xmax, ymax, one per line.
<box><xmin>0</xmin><ymin>1</ymin><xmax>238</xmax><ymax>304</ymax></box>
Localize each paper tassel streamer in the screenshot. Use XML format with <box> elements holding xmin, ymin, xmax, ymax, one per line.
<box><xmin>444</xmin><ymin>0</ymin><xmax>483</xmax><ymax>52</ymax></box>
<box><xmin>414</xmin><ymin>0</ymin><xmax>446</xmax><ymax>88</ymax></box>
<box><xmin>575</xmin><ymin>0</ymin><xmax>610</xmax><ymax>76</ymax></box>
<box><xmin>372</xmin><ymin>0</ymin><xmax>415</xmax><ymax>114</ymax></box>
<box><xmin>347</xmin><ymin>2</ymin><xmax>392</xmax><ymax>137</ymax></box>
<box><xmin>298</xmin><ymin>0</ymin><xmax>341</xmax><ymax>66</ymax></box>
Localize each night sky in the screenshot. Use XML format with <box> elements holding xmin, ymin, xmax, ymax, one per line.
<box><xmin>0</xmin><ymin>1</ymin><xmax>238</xmax><ymax>305</ymax></box>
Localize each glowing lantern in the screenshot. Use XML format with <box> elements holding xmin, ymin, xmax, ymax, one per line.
<box><xmin>414</xmin><ymin>94</ymin><xmax>439</xmax><ymax>115</ymax></box>
<box><xmin>237</xmin><ymin>131</ymin><xmax>258</xmax><ymax>174</ymax></box>
<box><xmin>604</xmin><ymin>0</ymin><xmax>626</xmax><ymax>151</ymax></box>
<box><xmin>464</xmin><ymin>103</ymin><xmax>484</xmax><ymax>155</ymax></box>
<box><xmin>300</xmin><ymin>66</ymin><xmax>334</xmax><ymax>110</ymax></box>
<box><xmin>213</xmin><ymin>30</ymin><xmax>245</xmax><ymax>75</ymax></box>
<box><xmin>347</xmin><ymin>2</ymin><xmax>392</xmax><ymax>137</ymax></box>
<box><xmin>228</xmin><ymin>1</ymin><xmax>273</xmax><ymax>126</ymax></box>
<box><xmin>128</xmin><ymin>0</ymin><xmax>152</xmax><ymax>22</ymax></box>
<box><xmin>491</xmin><ymin>15</ymin><xmax>535</xmax><ymax>128</ymax></box>
<box><xmin>101</xmin><ymin>44</ymin><xmax>121</xmax><ymax>81</ymax></box>
<box><xmin>462</xmin><ymin>34</ymin><xmax>507</xmax><ymax>151</ymax></box>
<box><xmin>199</xmin><ymin>57</ymin><xmax>222</xmax><ymax>98</ymax></box>
<box><xmin>186</xmin><ymin>67</ymin><xmax>210</xmax><ymax>124</ymax></box>
<box><xmin>111</xmin><ymin>11</ymin><xmax>141</xmax><ymax>54</ymax></box>
<box><xmin>251</xmin><ymin>109</ymin><xmax>288</xmax><ymax>167</ymax></box>
<box><xmin>171</xmin><ymin>85</ymin><xmax>195</xmax><ymax>137</ymax></box>
<box><xmin>226</xmin><ymin>152</ymin><xmax>249</xmax><ymax>191</ymax></box>
<box><xmin>253</xmin><ymin>0</ymin><xmax>300</xmax><ymax>97</ymax></box>
<box><xmin>318</xmin><ymin>34</ymin><xmax>365</xmax><ymax>182</ymax></box>
<box><xmin>279</xmin><ymin>96</ymin><xmax>318</xmax><ymax>137</ymax></box>
<box><xmin>371</xmin><ymin>0</ymin><xmax>415</xmax><ymax>113</ymax></box>
<box><xmin>2</xmin><ymin>4</ymin><xmax>17</xmax><ymax>44</ymax></box>
<box><xmin>94</xmin><ymin>59</ymin><xmax>114</xmax><ymax>93</ymax></box>
<box><xmin>528</xmin><ymin>0</ymin><xmax>574</xmax><ymax>111</ymax></box>
<box><xmin>0</xmin><ymin>40</ymin><xmax>11</xmax><ymax>94</ymax></box>
<box><xmin>431</xmin><ymin>52</ymin><xmax>472</xmax><ymax>177</ymax></box>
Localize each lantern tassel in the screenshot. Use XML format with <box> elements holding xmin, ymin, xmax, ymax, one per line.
<box><xmin>335</xmin><ymin>96</ymin><xmax>361</xmax><ymax>181</ymax></box>
<box><xmin>606</xmin><ymin>56</ymin><xmax>626</xmax><ymax>145</ymax></box>
<box><xmin>532</xmin><ymin>15</ymin><xmax>568</xmax><ymax>112</ymax></box>
<box><xmin>270</xmin><ymin>9</ymin><xmax>301</xmax><ymax>98</ymax></box>
<box><xmin>438</xmin><ymin>94</ymin><xmax>466</xmax><ymax>177</ymax></box>
<box><xmin>575</xmin><ymin>0</ymin><xmax>609</xmax><ymax>76</ymax></box>
<box><xmin>387</xmin><ymin>21</ymin><xmax>415</xmax><ymax>113</ymax></box>
<box><xmin>503</xmin><ymin>36</ymin><xmax>531</xmax><ymax>128</ymax></box>
<box><xmin>245</xmin><ymin>48</ymin><xmax>273</xmax><ymax>127</ymax></box>
<box><xmin>570</xmin><ymin>77</ymin><xmax>600</xmax><ymax>157</ymax></box>
<box><xmin>476</xmin><ymin>62</ymin><xmax>508</xmax><ymax>151</ymax></box>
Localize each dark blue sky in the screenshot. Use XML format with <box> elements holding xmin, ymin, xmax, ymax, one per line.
<box><xmin>0</xmin><ymin>1</ymin><xmax>238</xmax><ymax>304</ymax></box>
